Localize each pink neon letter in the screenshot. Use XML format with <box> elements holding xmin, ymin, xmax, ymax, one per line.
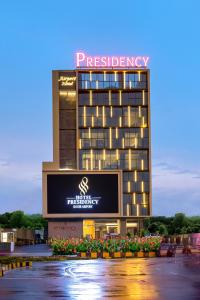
<box><xmin>135</xmin><ymin>56</ymin><xmax>142</xmax><ymax>67</ymax></box>
<box><xmin>143</xmin><ymin>56</ymin><xmax>149</xmax><ymax>67</ymax></box>
<box><xmin>76</xmin><ymin>52</ymin><xmax>85</xmax><ymax>67</ymax></box>
<box><xmin>94</xmin><ymin>57</ymin><xmax>100</xmax><ymax>67</ymax></box>
<box><xmin>111</xmin><ymin>57</ymin><xmax>119</xmax><ymax>67</ymax></box>
<box><xmin>119</xmin><ymin>57</ymin><xmax>125</xmax><ymax>67</ymax></box>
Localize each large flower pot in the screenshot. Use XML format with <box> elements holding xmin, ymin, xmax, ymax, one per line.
<box><xmin>103</xmin><ymin>252</ymin><xmax>110</xmax><ymax>259</ymax></box>
<box><xmin>149</xmin><ymin>251</ymin><xmax>156</xmax><ymax>257</ymax></box>
<box><xmin>113</xmin><ymin>252</ymin><xmax>121</xmax><ymax>258</ymax></box>
<box><xmin>91</xmin><ymin>252</ymin><xmax>98</xmax><ymax>259</ymax></box>
<box><xmin>81</xmin><ymin>252</ymin><xmax>87</xmax><ymax>258</ymax></box>
<box><xmin>137</xmin><ymin>251</ymin><xmax>144</xmax><ymax>258</ymax></box>
<box><xmin>125</xmin><ymin>252</ymin><xmax>133</xmax><ymax>258</ymax></box>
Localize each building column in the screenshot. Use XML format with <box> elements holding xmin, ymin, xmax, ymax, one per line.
<box><xmin>119</xmin><ymin>219</ymin><xmax>127</xmax><ymax>237</ymax></box>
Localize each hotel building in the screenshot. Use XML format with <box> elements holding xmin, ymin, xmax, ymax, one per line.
<box><xmin>42</xmin><ymin>54</ymin><xmax>151</xmax><ymax>238</ymax></box>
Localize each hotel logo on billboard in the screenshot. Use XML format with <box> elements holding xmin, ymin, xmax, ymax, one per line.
<box><xmin>66</xmin><ymin>177</ymin><xmax>101</xmax><ymax>209</ymax></box>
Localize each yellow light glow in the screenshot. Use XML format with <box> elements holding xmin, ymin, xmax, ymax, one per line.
<box><xmin>136</xmin><ymin>204</ymin><xmax>140</xmax><ymax>216</ymax></box>
<box><xmin>141</xmin><ymin>128</ymin><xmax>144</xmax><ymax>138</ymax></box>
<box><xmin>128</xmin><ymin>106</ymin><xmax>131</xmax><ymax>127</ymax></box>
<box><xmin>139</xmin><ymin>106</ymin><xmax>141</xmax><ymax>117</ymax></box>
<box><xmin>96</xmin><ymin>106</ymin><xmax>99</xmax><ymax>117</ymax></box>
<box><xmin>86</xmin><ymin>159</ymin><xmax>89</xmax><ymax>170</ymax></box>
<box><xmin>119</xmin><ymin>116</ymin><xmax>122</xmax><ymax>127</ymax></box>
<box><xmin>138</xmin><ymin>71</ymin><xmax>141</xmax><ymax>82</ymax></box>
<box><xmin>122</xmin><ymin>137</ymin><xmax>125</xmax><ymax>148</ymax></box>
<box><xmin>103</xmin><ymin>149</ymin><xmax>106</xmax><ymax>160</ymax></box>
<box><xmin>90</xmin><ymin>149</ymin><xmax>93</xmax><ymax>170</ymax></box>
<box><xmin>79</xmin><ymin>139</ymin><xmax>82</xmax><ymax>149</ymax></box>
<box><xmin>98</xmin><ymin>160</ymin><xmax>101</xmax><ymax>170</ymax></box>
<box><xmin>102</xmin><ymin>106</ymin><xmax>105</xmax><ymax>127</ymax></box>
<box><xmin>143</xmin><ymin>193</ymin><xmax>146</xmax><ymax>204</ymax></box>
<box><xmin>109</xmin><ymin>127</ymin><xmax>112</xmax><ymax>149</ymax></box>
<box><xmin>115</xmin><ymin>127</ymin><xmax>119</xmax><ymax>139</ymax></box>
<box><xmin>123</xmin><ymin>72</ymin><xmax>126</xmax><ymax>89</ymax></box>
<box><xmin>134</xmin><ymin>170</ymin><xmax>137</xmax><ymax>182</ymax></box>
<box><xmin>127</xmin><ymin>204</ymin><xmax>130</xmax><ymax>216</ymax></box>
<box><xmin>141</xmin><ymin>159</ymin><xmax>144</xmax><ymax>170</ymax></box>
<box><xmin>88</xmin><ymin>127</ymin><xmax>91</xmax><ymax>139</ymax></box>
<box><xmin>119</xmin><ymin>90</ymin><xmax>122</xmax><ymax>105</ymax></box>
<box><xmin>116</xmin><ymin>149</ymin><xmax>119</xmax><ymax>160</ymax></box>
<box><xmin>109</xmin><ymin>90</ymin><xmax>111</xmax><ymax>105</ymax></box>
<box><xmin>89</xmin><ymin>90</ymin><xmax>92</xmax><ymax>106</ymax></box>
<box><xmin>141</xmin><ymin>181</ymin><xmax>144</xmax><ymax>192</ymax></box>
<box><xmin>142</xmin><ymin>116</ymin><xmax>147</xmax><ymax>127</ymax></box>
<box><xmin>135</xmin><ymin>137</ymin><xmax>138</xmax><ymax>148</ymax></box>
<box><xmin>104</xmin><ymin>71</ymin><xmax>106</xmax><ymax>81</ymax></box>
<box><xmin>128</xmin><ymin>181</ymin><xmax>131</xmax><ymax>193</ymax></box>
<box><xmin>133</xmin><ymin>193</ymin><xmax>136</xmax><ymax>204</ymax></box>
<box><xmin>96</xmin><ymin>80</ymin><xmax>98</xmax><ymax>89</ymax></box>
<box><xmin>129</xmin><ymin>149</ymin><xmax>131</xmax><ymax>170</ymax></box>
<box><xmin>83</xmin><ymin>106</ymin><xmax>86</xmax><ymax>127</ymax></box>
<box><xmin>89</xmin><ymin>71</ymin><xmax>92</xmax><ymax>81</ymax></box>
<box><xmin>59</xmin><ymin>91</ymin><xmax>76</xmax><ymax>96</ymax></box>
<box><xmin>91</xmin><ymin>115</ymin><xmax>94</xmax><ymax>127</ymax></box>
<box><xmin>114</xmin><ymin>71</ymin><xmax>117</xmax><ymax>82</ymax></box>
<box><xmin>110</xmin><ymin>106</ymin><xmax>113</xmax><ymax>117</ymax></box>
<box><xmin>142</xmin><ymin>90</ymin><xmax>145</xmax><ymax>105</ymax></box>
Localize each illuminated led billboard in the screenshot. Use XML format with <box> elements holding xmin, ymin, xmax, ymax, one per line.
<box><xmin>46</xmin><ymin>173</ymin><xmax>119</xmax><ymax>215</ymax></box>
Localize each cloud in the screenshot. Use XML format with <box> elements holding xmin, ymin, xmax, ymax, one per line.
<box><xmin>153</xmin><ymin>159</ymin><xmax>200</xmax><ymax>216</ymax></box>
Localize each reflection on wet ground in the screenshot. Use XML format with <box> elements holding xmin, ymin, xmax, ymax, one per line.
<box><xmin>0</xmin><ymin>255</ymin><xmax>200</xmax><ymax>299</ymax></box>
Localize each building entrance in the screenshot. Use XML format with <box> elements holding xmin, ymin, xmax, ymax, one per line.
<box><xmin>95</xmin><ymin>220</ymin><xmax>120</xmax><ymax>239</ymax></box>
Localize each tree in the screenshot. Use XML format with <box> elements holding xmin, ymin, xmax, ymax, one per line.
<box><xmin>9</xmin><ymin>211</ymin><xmax>27</xmax><ymax>228</ymax></box>
<box><xmin>158</xmin><ymin>224</ymin><xmax>168</xmax><ymax>235</ymax></box>
<box><xmin>171</xmin><ymin>213</ymin><xmax>188</xmax><ymax>234</ymax></box>
<box><xmin>148</xmin><ymin>222</ymin><xmax>160</xmax><ymax>233</ymax></box>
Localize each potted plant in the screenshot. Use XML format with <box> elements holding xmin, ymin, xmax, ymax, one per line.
<box><xmin>121</xmin><ymin>239</ymin><xmax>132</xmax><ymax>258</ymax></box>
<box><xmin>76</xmin><ymin>240</ymin><xmax>88</xmax><ymax>258</ymax></box>
<box><xmin>142</xmin><ymin>241</ymin><xmax>151</xmax><ymax>257</ymax></box>
<box><xmin>89</xmin><ymin>240</ymin><xmax>99</xmax><ymax>258</ymax></box>
<box><xmin>129</xmin><ymin>241</ymin><xmax>141</xmax><ymax>257</ymax></box>
<box><xmin>102</xmin><ymin>241</ymin><xmax>111</xmax><ymax>258</ymax></box>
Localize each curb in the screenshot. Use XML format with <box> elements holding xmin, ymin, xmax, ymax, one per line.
<box><xmin>0</xmin><ymin>261</ymin><xmax>32</xmax><ymax>277</ymax></box>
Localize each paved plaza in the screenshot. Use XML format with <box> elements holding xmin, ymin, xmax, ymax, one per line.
<box><xmin>0</xmin><ymin>255</ymin><xmax>200</xmax><ymax>299</ymax></box>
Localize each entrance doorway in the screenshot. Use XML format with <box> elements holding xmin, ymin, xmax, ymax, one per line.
<box><xmin>83</xmin><ymin>220</ymin><xmax>95</xmax><ymax>238</ymax></box>
<box><xmin>95</xmin><ymin>220</ymin><xmax>119</xmax><ymax>238</ymax></box>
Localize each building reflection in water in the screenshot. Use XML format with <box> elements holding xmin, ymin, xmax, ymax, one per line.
<box><xmin>63</xmin><ymin>259</ymin><xmax>159</xmax><ymax>299</ymax></box>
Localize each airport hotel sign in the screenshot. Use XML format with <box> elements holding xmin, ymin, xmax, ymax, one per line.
<box><xmin>76</xmin><ymin>52</ymin><xmax>149</xmax><ymax>68</ymax></box>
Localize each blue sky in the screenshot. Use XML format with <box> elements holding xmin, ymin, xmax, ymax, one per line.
<box><xmin>0</xmin><ymin>0</ymin><xmax>200</xmax><ymax>216</ymax></box>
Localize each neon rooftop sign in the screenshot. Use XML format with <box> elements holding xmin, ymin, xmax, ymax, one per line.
<box><xmin>76</xmin><ymin>52</ymin><xmax>149</xmax><ymax>68</ymax></box>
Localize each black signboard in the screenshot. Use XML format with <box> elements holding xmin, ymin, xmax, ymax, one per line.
<box><xmin>47</xmin><ymin>173</ymin><xmax>119</xmax><ymax>214</ymax></box>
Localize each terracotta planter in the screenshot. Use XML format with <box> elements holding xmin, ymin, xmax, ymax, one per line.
<box><xmin>125</xmin><ymin>252</ymin><xmax>133</xmax><ymax>258</ymax></box>
<box><xmin>103</xmin><ymin>252</ymin><xmax>110</xmax><ymax>258</ymax></box>
<box><xmin>11</xmin><ymin>263</ymin><xmax>16</xmax><ymax>269</ymax></box>
<box><xmin>80</xmin><ymin>252</ymin><xmax>87</xmax><ymax>258</ymax></box>
<box><xmin>90</xmin><ymin>252</ymin><xmax>98</xmax><ymax>258</ymax></box>
<box><xmin>137</xmin><ymin>251</ymin><xmax>144</xmax><ymax>258</ymax></box>
<box><xmin>113</xmin><ymin>252</ymin><xmax>121</xmax><ymax>258</ymax></box>
<box><xmin>149</xmin><ymin>251</ymin><xmax>156</xmax><ymax>257</ymax></box>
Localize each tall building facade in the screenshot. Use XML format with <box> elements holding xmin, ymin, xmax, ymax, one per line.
<box><xmin>43</xmin><ymin>54</ymin><xmax>151</xmax><ymax>238</ymax></box>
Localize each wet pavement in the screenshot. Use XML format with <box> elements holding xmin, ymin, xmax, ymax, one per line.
<box><xmin>0</xmin><ymin>244</ymin><xmax>52</xmax><ymax>257</ymax></box>
<box><xmin>0</xmin><ymin>256</ymin><xmax>200</xmax><ymax>300</ymax></box>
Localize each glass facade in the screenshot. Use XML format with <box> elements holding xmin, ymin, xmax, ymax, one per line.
<box><xmin>78</xmin><ymin>70</ymin><xmax>150</xmax><ymax>217</ymax></box>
